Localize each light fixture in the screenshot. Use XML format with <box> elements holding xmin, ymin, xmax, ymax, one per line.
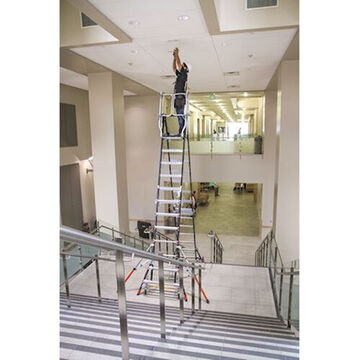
<box><xmin>128</xmin><ymin>20</ymin><xmax>140</xmax><ymax>26</ymax></box>
<box><xmin>243</xmin><ymin>92</ymin><xmax>248</xmax><ymax>97</ymax></box>
<box><xmin>178</xmin><ymin>15</ymin><xmax>190</xmax><ymax>21</ymax></box>
<box><xmin>87</xmin><ymin>156</ymin><xmax>94</xmax><ymax>174</ymax></box>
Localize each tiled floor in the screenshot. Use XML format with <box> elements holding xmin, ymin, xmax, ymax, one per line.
<box><xmin>61</xmin><ymin>260</ymin><xmax>276</xmax><ymax>318</ymax></box>
<box><xmin>194</xmin><ymin>183</ymin><xmax>260</xmax><ymax>236</ymax></box>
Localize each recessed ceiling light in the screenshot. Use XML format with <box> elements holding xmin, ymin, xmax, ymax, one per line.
<box><xmin>221</xmin><ymin>42</ymin><xmax>227</xmax><ymax>47</ymax></box>
<box><xmin>131</xmin><ymin>50</ymin><xmax>139</xmax><ymax>54</ymax></box>
<box><xmin>248</xmin><ymin>54</ymin><xmax>253</xmax><ymax>58</ymax></box>
<box><xmin>243</xmin><ymin>92</ymin><xmax>248</xmax><ymax>97</ymax></box>
<box><xmin>178</xmin><ymin>15</ymin><xmax>190</xmax><ymax>21</ymax></box>
<box><xmin>128</xmin><ymin>20</ymin><xmax>140</xmax><ymax>26</ymax></box>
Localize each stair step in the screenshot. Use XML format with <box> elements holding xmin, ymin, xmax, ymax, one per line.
<box><xmin>181</xmin><ymin>200</ymin><xmax>192</xmax><ymax>204</ymax></box>
<box><xmin>151</xmin><ymin>267</ymin><xmax>178</xmax><ymax>272</ymax></box>
<box><xmin>179</xmin><ymin>240</ymin><xmax>194</xmax><ymax>243</ymax></box>
<box><xmin>154</xmin><ymin>225</ymin><xmax>178</xmax><ymax>231</ymax></box>
<box><xmin>156</xmin><ymin>212</ymin><xmax>179</xmax><ymax>217</ymax></box>
<box><xmin>181</xmin><ymin>208</ymin><xmax>193</xmax><ymax>214</ymax></box>
<box><xmin>180</xmin><ymin>216</ymin><xmax>193</xmax><ymax>220</ymax></box>
<box><xmin>180</xmin><ymin>224</ymin><xmax>193</xmax><ymax>228</ymax></box>
<box><xmin>180</xmin><ymin>233</ymin><xmax>194</xmax><ymax>236</ymax></box>
<box><xmin>182</xmin><ymin>248</ymin><xmax>196</xmax><ymax>252</ymax></box>
<box><xmin>156</xmin><ymin>199</ymin><xmax>180</xmax><ymax>204</ymax></box>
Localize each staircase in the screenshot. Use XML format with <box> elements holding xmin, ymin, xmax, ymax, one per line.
<box><xmin>60</xmin><ymin>293</ymin><xmax>299</xmax><ymax>360</ymax></box>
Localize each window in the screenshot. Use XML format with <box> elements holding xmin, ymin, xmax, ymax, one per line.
<box><xmin>60</xmin><ymin>103</ymin><xmax>78</xmax><ymax>147</ymax></box>
<box><xmin>246</xmin><ymin>0</ymin><xmax>279</xmax><ymax>10</ymax></box>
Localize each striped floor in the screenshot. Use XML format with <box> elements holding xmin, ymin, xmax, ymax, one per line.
<box><xmin>60</xmin><ymin>294</ymin><xmax>299</xmax><ymax>360</ymax></box>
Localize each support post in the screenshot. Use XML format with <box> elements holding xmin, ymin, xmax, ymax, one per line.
<box><xmin>158</xmin><ymin>260</ymin><xmax>166</xmax><ymax>338</ymax></box>
<box><xmin>179</xmin><ymin>265</ymin><xmax>184</xmax><ymax>324</ymax></box>
<box><xmin>62</xmin><ymin>254</ymin><xmax>70</xmax><ymax>308</ymax></box>
<box><xmin>95</xmin><ymin>255</ymin><xmax>101</xmax><ymax>302</ymax></box>
<box><xmin>279</xmin><ymin>267</ymin><xmax>284</xmax><ymax>314</ymax></box>
<box><xmin>198</xmin><ymin>267</ymin><xmax>202</xmax><ymax>310</ymax></box>
<box><xmin>273</xmin><ymin>247</ymin><xmax>278</xmax><ymax>283</ymax></box>
<box><xmin>115</xmin><ymin>238</ymin><xmax>130</xmax><ymax>360</ymax></box>
<box><xmin>191</xmin><ymin>266</ymin><xmax>195</xmax><ymax>314</ymax></box>
<box><xmin>287</xmin><ymin>266</ymin><xmax>294</xmax><ymax>328</ymax></box>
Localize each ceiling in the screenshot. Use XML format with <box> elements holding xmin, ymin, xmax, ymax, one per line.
<box><xmin>190</xmin><ymin>91</ymin><xmax>264</xmax><ymax>122</ymax></box>
<box><xmin>69</xmin><ymin>0</ymin><xmax>297</xmax><ymax>93</ymax></box>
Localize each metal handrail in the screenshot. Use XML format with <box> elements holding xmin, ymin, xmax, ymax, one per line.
<box><xmin>60</xmin><ymin>225</ymin><xmax>204</xmax><ymax>360</ymax></box>
<box><xmin>208</xmin><ymin>231</ymin><xmax>224</xmax><ymax>263</ymax></box>
<box><xmin>61</xmin><ymin>226</ymin><xmax>200</xmax><ymax>269</ymax></box>
<box><xmin>254</xmin><ymin>229</ymin><xmax>299</xmax><ymax>330</ymax></box>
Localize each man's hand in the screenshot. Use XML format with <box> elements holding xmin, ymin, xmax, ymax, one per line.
<box><xmin>173</xmin><ymin>47</ymin><xmax>179</xmax><ymax>56</ymax></box>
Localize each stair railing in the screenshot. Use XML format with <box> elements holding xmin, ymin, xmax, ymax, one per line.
<box><xmin>255</xmin><ymin>230</ymin><xmax>299</xmax><ymax>331</ymax></box>
<box><xmin>208</xmin><ymin>230</ymin><xmax>224</xmax><ymax>263</ymax></box>
<box><xmin>60</xmin><ymin>225</ymin><xmax>204</xmax><ymax>360</ymax></box>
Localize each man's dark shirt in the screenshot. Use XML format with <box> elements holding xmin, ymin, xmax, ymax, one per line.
<box><xmin>175</xmin><ymin>66</ymin><xmax>188</xmax><ymax>93</ymax></box>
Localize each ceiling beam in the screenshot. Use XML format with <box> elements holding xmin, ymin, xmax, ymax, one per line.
<box><xmin>60</xmin><ymin>48</ymin><xmax>157</xmax><ymax>96</ymax></box>
<box><xmin>67</xmin><ymin>0</ymin><xmax>132</xmax><ymax>43</ymax></box>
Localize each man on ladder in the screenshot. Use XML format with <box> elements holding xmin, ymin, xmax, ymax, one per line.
<box><xmin>171</xmin><ymin>47</ymin><xmax>190</xmax><ymax>137</ymax></box>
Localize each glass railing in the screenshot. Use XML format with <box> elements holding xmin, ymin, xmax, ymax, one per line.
<box><xmin>255</xmin><ymin>231</ymin><xmax>299</xmax><ymax>332</ymax></box>
<box><xmin>187</xmin><ymin>135</ymin><xmax>263</xmax><ymax>155</ymax></box>
<box><xmin>59</xmin><ymin>242</ymin><xmax>99</xmax><ymax>285</ymax></box>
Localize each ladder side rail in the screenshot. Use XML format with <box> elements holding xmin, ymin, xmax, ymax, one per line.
<box><xmin>176</xmin><ymin>134</ymin><xmax>186</xmax><ymax>247</ymax></box>
<box><xmin>164</xmin><ymin>120</ymin><xmax>175</xmax><ymax>201</ymax></box>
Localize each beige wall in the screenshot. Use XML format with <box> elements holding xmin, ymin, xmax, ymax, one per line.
<box><xmin>273</xmin><ymin>60</ymin><xmax>299</xmax><ymax>264</ymax></box>
<box><xmin>60</xmin><ymin>84</ymin><xmax>96</xmax><ymax>227</ymax></box>
<box><xmin>214</xmin><ymin>0</ymin><xmax>299</xmax><ymax>32</ymax></box>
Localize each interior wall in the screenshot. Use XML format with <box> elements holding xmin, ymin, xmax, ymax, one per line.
<box><xmin>124</xmin><ymin>94</ymin><xmax>276</xmax><ymax>232</ymax></box>
<box><xmin>273</xmin><ymin>60</ymin><xmax>299</xmax><ymax>264</ymax></box>
<box><xmin>60</xmin><ymin>84</ymin><xmax>96</xmax><ymax>228</ymax></box>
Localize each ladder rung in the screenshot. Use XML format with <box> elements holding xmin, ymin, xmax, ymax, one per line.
<box><xmin>161</xmin><ymin>161</ymin><xmax>188</xmax><ymax>165</ymax></box>
<box><xmin>160</xmin><ymin>174</ymin><xmax>182</xmax><ymax>178</ymax></box>
<box><xmin>156</xmin><ymin>199</ymin><xmax>180</xmax><ymax>204</ymax></box>
<box><xmin>154</xmin><ymin>225</ymin><xmax>178</xmax><ymax>231</ymax></box>
<box><xmin>156</xmin><ymin>212</ymin><xmax>179</xmax><ymax>217</ymax></box>
<box><xmin>144</xmin><ymin>280</ymin><xmax>179</xmax><ymax>287</ymax></box>
<box><xmin>158</xmin><ymin>186</ymin><xmax>182</xmax><ymax>191</ymax></box>
<box><xmin>180</xmin><ymin>224</ymin><xmax>193</xmax><ymax>228</ymax></box>
<box><xmin>162</xmin><ymin>136</ymin><xmax>183</xmax><ymax>140</ymax></box>
<box><xmin>162</xmin><ymin>149</ymin><xmax>185</xmax><ymax>153</ymax></box>
<box><xmin>180</xmin><ymin>216</ymin><xmax>193</xmax><ymax>220</ymax></box>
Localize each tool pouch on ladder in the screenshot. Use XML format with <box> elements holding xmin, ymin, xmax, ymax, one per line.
<box><xmin>175</xmin><ymin>95</ymin><xmax>185</xmax><ymax>109</ymax></box>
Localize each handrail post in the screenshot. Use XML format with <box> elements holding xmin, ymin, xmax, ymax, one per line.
<box><xmin>114</xmin><ymin>237</ymin><xmax>130</xmax><ymax>360</ymax></box>
<box><xmin>287</xmin><ymin>266</ymin><xmax>294</xmax><ymax>328</ymax></box>
<box><xmin>191</xmin><ymin>265</ymin><xmax>195</xmax><ymax>314</ymax></box>
<box><xmin>198</xmin><ymin>267</ymin><xmax>202</xmax><ymax>310</ymax></box>
<box><xmin>62</xmin><ymin>254</ymin><xmax>71</xmax><ymax>308</ymax></box>
<box><xmin>273</xmin><ymin>247</ymin><xmax>278</xmax><ymax>283</ymax></box>
<box><xmin>158</xmin><ymin>260</ymin><xmax>166</xmax><ymax>338</ymax></box>
<box><xmin>95</xmin><ymin>255</ymin><xmax>101</xmax><ymax>302</ymax></box>
<box><xmin>279</xmin><ymin>267</ymin><xmax>284</xmax><ymax>315</ymax></box>
<box><xmin>179</xmin><ymin>265</ymin><xmax>184</xmax><ymax>324</ymax></box>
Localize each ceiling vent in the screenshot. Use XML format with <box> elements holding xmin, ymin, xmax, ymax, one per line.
<box><xmin>224</xmin><ymin>71</ymin><xmax>240</xmax><ymax>77</ymax></box>
<box><xmin>81</xmin><ymin>12</ymin><xmax>97</xmax><ymax>27</ymax></box>
<box><xmin>227</xmin><ymin>85</ymin><xmax>240</xmax><ymax>89</ymax></box>
<box><xmin>160</xmin><ymin>75</ymin><xmax>176</xmax><ymax>80</ymax></box>
<box><xmin>246</xmin><ymin>0</ymin><xmax>279</xmax><ymax>10</ymax></box>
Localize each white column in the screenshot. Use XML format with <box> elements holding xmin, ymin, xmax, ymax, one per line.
<box><xmin>273</xmin><ymin>60</ymin><xmax>299</xmax><ymax>263</ymax></box>
<box><xmin>88</xmin><ymin>72</ymin><xmax>129</xmax><ymax>232</ymax></box>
